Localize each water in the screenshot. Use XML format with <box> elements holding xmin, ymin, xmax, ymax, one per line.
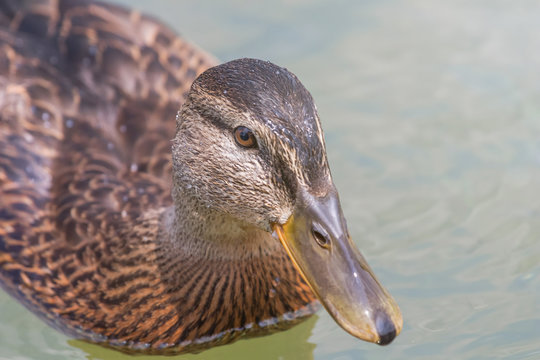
<box><xmin>1</xmin><ymin>0</ymin><xmax>540</xmax><ymax>359</ymax></box>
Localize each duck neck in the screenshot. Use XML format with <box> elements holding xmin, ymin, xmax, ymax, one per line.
<box><xmin>164</xmin><ymin>186</ymin><xmax>283</xmax><ymax>260</ymax></box>
<box><xmin>131</xmin><ymin>186</ymin><xmax>318</xmax><ymax>350</ymax></box>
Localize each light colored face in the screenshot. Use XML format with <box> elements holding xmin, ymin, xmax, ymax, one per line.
<box><xmin>171</xmin><ymin>59</ymin><xmax>331</xmax><ymax>230</ymax></box>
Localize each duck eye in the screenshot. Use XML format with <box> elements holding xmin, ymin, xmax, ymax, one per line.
<box><xmin>234</xmin><ymin>126</ymin><xmax>257</xmax><ymax>148</ymax></box>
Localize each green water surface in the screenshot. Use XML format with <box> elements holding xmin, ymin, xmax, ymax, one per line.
<box><xmin>1</xmin><ymin>1</ymin><xmax>539</xmax><ymax>359</ymax></box>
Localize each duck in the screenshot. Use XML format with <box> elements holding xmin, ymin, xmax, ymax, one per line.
<box><xmin>0</xmin><ymin>0</ymin><xmax>402</xmax><ymax>354</ymax></box>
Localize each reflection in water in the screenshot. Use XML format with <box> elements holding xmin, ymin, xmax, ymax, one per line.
<box><xmin>71</xmin><ymin>315</ymin><xmax>318</xmax><ymax>360</ymax></box>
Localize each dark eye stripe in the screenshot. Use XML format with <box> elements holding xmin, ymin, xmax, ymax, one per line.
<box><xmin>234</xmin><ymin>126</ymin><xmax>257</xmax><ymax>148</ymax></box>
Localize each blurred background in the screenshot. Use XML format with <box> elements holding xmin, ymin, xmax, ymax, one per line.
<box><xmin>1</xmin><ymin>1</ymin><xmax>539</xmax><ymax>359</ymax></box>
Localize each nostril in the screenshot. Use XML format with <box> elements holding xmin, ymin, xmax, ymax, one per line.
<box><xmin>311</xmin><ymin>223</ymin><xmax>331</xmax><ymax>249</ymax></box>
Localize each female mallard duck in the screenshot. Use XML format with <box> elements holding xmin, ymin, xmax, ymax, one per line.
<box><xmin>0</xmin><ymin>0</ymin><xmax>402</xmax><ymax>354</ymax></box>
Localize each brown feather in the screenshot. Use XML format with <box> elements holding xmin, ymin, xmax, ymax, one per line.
<box><xmin>0</xmin><ymin>0</ymin><xmax>318</xmax><ymax>354</ymax></box>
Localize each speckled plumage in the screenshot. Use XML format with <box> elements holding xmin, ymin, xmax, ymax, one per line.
<box><xmin>0</xmin><ymin>0</ymin><xmax>319</xmax><ymax>354</ymax></box>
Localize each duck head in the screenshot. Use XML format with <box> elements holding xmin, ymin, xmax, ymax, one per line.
<box><xmin>172</xmin><ymin>58</ymin><xmax>402</xmax><ymax>345</ymax></box>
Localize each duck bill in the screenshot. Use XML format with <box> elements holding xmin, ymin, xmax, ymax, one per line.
<box><xmin>273</xmin><ymin>189</ymin><xmax>402</xmax><ymax>345</ymax></box>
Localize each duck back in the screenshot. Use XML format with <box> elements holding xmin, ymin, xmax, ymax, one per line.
<box><xmin>0</xmin><ymin>0</ymin><xmax>218</xmax><ymax>350</ymax></box>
